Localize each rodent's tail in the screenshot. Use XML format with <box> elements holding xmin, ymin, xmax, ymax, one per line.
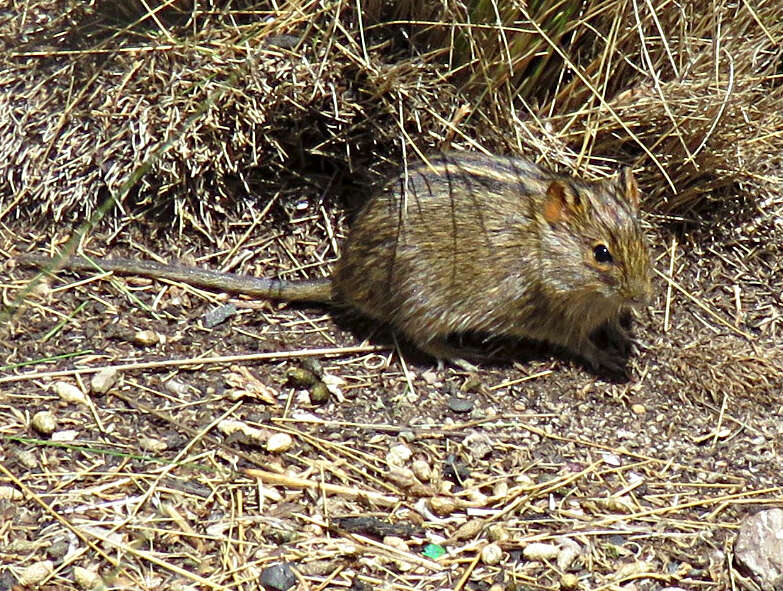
<box><xmin>17</xmin><ymin>254</ymin><xmax>334</xmax><ymax>303</ymax></box>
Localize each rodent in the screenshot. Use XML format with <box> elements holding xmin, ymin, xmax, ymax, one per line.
<box><xmin>19</xmin><ymin>152</ymin><xmax>652</xmax><ymax>371</ymax></box>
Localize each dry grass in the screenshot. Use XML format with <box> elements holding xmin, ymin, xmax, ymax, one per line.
<box><xmin>1</xmin><ymin>0</ymin><xmax>781</xmax><ymax>227</ymax></box>
<box><xmin>2</xmin><ymin>0</ymin><xmax>783</xmax><ymax>590</ymax></box>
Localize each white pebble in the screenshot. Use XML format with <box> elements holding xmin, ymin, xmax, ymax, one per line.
<box><xmin>386</xmin><ymin>443</ymin><xmax>412</xmax><ymax>467</ymax></box>
<box><xmin>139</xmin><ymin>436</ymin><xmax>168</xmax><ymax>453</ymax></box>
<box><xmin>53</xmin><ymin>381</ymin><xmax>89</xmax><ymax>406</ymax></box>
<box><xmin>0</xmin><ymin>486</ymin><xmax>22</xmax><ymax>500</ymax></box>
<box><xmin>32</xmin><ymin>410</ymin><xmax>57</xmax><ymax>435</ymax></box>
<box><xmin>267</xmin><ymin>433</ymin><xmax>293</xmax><ymax>453</ymax></box>
<box><xmin>164</xmin><ymin>379</ymin><xmax>189</xmax><ymax>396</ymax></box>
<box><xmin>18</xmin><ymin>560</ymin><xmax>53</xmax><ymax>586</ymax></box>
<box><xmin>492</xmin><ymin>480</ymin><xmax>509</xmax><ymax>497</ymax></box>
<box><xmin>51</xmin><ymin>430</ymin><xmax>79</xmax><ymax>442</ymax></box>
<box><xmin>411</xmin><ymin>459</ymin><xmax>431</xmax><ymax>482</ymax></box>
<box><xmin>73</xmin><ymin>565</ymin><xmax>102</xmax><ymax>589</ymax></box>
<box><xmin>90</xmin><ymin>368</ymin><xmax>118</xmax><ymax>394</ymax></box>
<box><xmin>133</xmin><ymin>329</ymin><xmax>161</xmax><ymax>346</ymax></box>
<box><xmin>523</xmin><ymin>542</ymin><xmax>559</xmax><ymax>561</ymax></box>
<box><xmin>481</xmin><ymin>542</ymin><xmax>503</xmax><ymax>565</ymax></box>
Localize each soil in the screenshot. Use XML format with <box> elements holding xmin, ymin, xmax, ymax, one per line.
<box><xmin>2</xmin><ymin>208</ymin><xmax>781</xmax><ymax>590</ymax></box>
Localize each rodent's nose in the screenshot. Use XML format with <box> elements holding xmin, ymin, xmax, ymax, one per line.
<box><xmin>626</xmin><ymin>277</ymin><xmax>652</xmax><ymax>306</ymax></box>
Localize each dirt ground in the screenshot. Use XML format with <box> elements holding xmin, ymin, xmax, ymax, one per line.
<box><xmin>2</xmin><ymin>201</ymin><xmax>781</xmax><ymax>590</ymax></box>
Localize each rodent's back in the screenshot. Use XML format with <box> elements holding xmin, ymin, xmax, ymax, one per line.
<box><xmin>333</xmin><ymin>154</ymin><xmax>551</xmax><ymax>339</ymax></box>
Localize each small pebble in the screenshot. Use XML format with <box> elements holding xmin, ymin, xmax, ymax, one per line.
<box><xmin>53</xmin><ymin>381</ymin><xmax>90</xmax><ymax>406</ymax></box>
<box><xmin>399</xmin><ymin>430</ymin><xmax>416</xmax><ymax>443</ymax></box>
<box><xmin>133</xmin><ymin>329</ymin><xmax>161</xmax><ymax>346</ymax></box>
<box><xmin>301</xmin><ymin>357</ymin><xmax>322</xmax><ymax>376</ymax></box>
<box><xmin>52</xmin><ymin>430</ymin><xmax>79</xmax><ymax>441</ymax></box>
<box><xmin>411</xmin><ymin>459</ymin><xmax>431</xmax><ymax>482</ymax></box>
<box><xmin>139</xmin><ymin>436</ymin><xmax>168</xmax><ymax>453</ymax></box>
<box><xmin>0</xmin><ymin>486</ymin><xmax>22</xmax><ymax>500</ymax></box>
<box><xmin>286</xmin><ymin>367</ymin><xmax>319</xmax><ymax>387</ymax></box>
<box><xmin>515</xmin><ymin>473</ymin><xmax>536</xmax><ymax>487</ymax></box>
<box><xmin>487</xmin><ymin>524</ymin><xmax>510</xmax><ymax>543</ymax></box>
<box><xmin>492</xmin><ymin>480</ymin><xmax>509</xmax><ymax>497</ymax></box>
<box><xmin>29</xmin><ymin>278</ymin><xmax>52</xmax><ymax>298</ymax></box>
<box><xmin>523</xmin><ymin>542</ymin><xmax>559</xmax><ymax>561</ymax></box>
<box><xmin>18</xmin><ymin>560</ymin><xmax>53</xmax><ymax>586</ymax></box>
<box><xmin>267</xmin><ymin>433</ymin><xmax>293</xmax><ymax>453</ymax></box>
<box><xmin>464</xmin><ymin>431</ymin><xmax>494</xmax><ymax>460</ymax></box>
<box><xmin>203</xmin><ymin>303</ymin><xmax>237</xmax><ymax>328</ymax></box>
<box><xmin>46</xmin><ymin>539</ymin><xmax>69</xmax><ymax>559</ymax></box>
<box><xmin>32</xmin><ymin>410</ymin><xmax>57</xmax><ymax>435</ymax></box>
<box><xmin>387</xmin><ymin>466</ymin><xmax>417</xmax><ymax>488</ymax></box>
<box><xmin>421</xmin><ymin>370</ymin><xmax>440</xmax><ymax>385</ymax></box>
<box><xmin>428</xmin><ymin>496</ymin><xmax>458</xmax><ymax>516</ymax></box>
<box><xmin>630</xmin><ymin>403</ymin><xmax>646</xmax><ymax>415</ymax></box>
<box><xmin>14</xmin><ymin>449</ymin><xmax>38</xmax><ymax>469</ymax></box>
<box><xmin>309</xmin><ymin>382</ymin><xmax>330</xmax><ymax>404</ymax></box>
<box><xmin>90</xmin><ymin>367</ymin><xmax>118</xmax><ymax>394</ymax></box>
<box><xmin>383</xmin><ymin>535</ymin><xmax>409</xmax><ymax>552</ymax></box>
<box><xmin>447</xmin><ymin>396</ymin><xmax>474</xmax><ymax>413</ymax></box>
<box><xmin>481</xmin><ymin>542</ymin><xmax>503</xmax><ymax>565</ymax></box>
<box><xmin>164</xmin><ymin>379</ymin><xmax>189</xmax><ymax>396</ymax></box>
<box><xmin>320</xmin><ymin>374</ymin><xmax>345</xmax><ymax>401</ymax></box>
<box><xmin>386</xmin><ymin>444</ymin><xmax>412</xmax><ymax>467</ymax></box>
<box><xmin>561</xmin><ymin>573</ymin><xmax>579</xmax><ymax>590</ymax></box>
<box><xmin>260</xmin><ymin>562</ymin><xmax>297</xmax><ymax>591</ymax></box>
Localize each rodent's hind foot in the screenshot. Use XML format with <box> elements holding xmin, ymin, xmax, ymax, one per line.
<box><xmin>603</xmin><ymin>319</ymin><xmax>633</xmax><ymax>356</ymax></box>
<box><xmin>415</xmin><ymin>338</ymin><xmax>483</xmax><ymax>372</ymax></box>
<box><xmin>588</xmin><ymin>319</ymin><xmax>631</xmax><ymax>356</ymax></box>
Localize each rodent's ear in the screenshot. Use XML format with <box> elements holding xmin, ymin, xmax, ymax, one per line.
<box><xmin>621</xmin><ymin>167</ymin><xmax>640</xmax><ymax>211</ymax></box>
<box><xmin>543</xmin><ymin>180</ymin><xmax>581</xmax><ymax>223</ymax></box>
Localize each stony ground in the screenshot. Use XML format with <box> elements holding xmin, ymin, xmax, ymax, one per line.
<box><xmin>1</xmin><ymin>209</ymin><xmax>781</xmax><ymax>590</ymax></box>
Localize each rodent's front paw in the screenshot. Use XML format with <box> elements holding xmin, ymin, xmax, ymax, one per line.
<box><xmin>580</xmin><ymin>341</ymin><xmax>627</xmax><ymax>375</ymax></box>
<box><xmin>603</xmin><ymin>321</ymin><xmax>632</xmax><ymax>356</ymax></box>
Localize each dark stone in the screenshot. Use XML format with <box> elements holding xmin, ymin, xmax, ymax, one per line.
<box><xmin>260</xmin><ymin>563</ymin><xmax>297</xmax><ymax>591</ymax></box>
<box><xmin>203</xmin><ymin>303</ymin><xmax>237</xmax><ymax>328</ymax></box>
<box><xmin>447</xmin><ymin>396</ymin><xmax>473</xmax><ymax>413</ymax></box>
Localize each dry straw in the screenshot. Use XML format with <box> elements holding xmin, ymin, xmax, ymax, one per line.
<box><xmin>1</xmin><ymin>0</ymin><xmax>780</xmax><ymax>233</ymax></box>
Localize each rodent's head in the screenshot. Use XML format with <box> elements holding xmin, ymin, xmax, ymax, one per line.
<box><xmin>539</xmin><ymin>168</ymin><xmax>652</xmax><ymax>309</ymax></box>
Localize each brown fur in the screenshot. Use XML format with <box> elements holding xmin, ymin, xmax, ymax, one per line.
<box><xmin>20</xmin><ymin>153</ymin><xmax>652</xmax><ymax>370</ymax></box>
<box><xmin>333</xmin><ymin>153</ymin><xmax>651</xmax><ymax>369</ymax></box>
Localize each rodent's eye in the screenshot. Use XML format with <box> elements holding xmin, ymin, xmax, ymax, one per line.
<box><xmin>593</xmin><ymin>244</ymin><xmax>613</xmax><ymax>264</ymax></box>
